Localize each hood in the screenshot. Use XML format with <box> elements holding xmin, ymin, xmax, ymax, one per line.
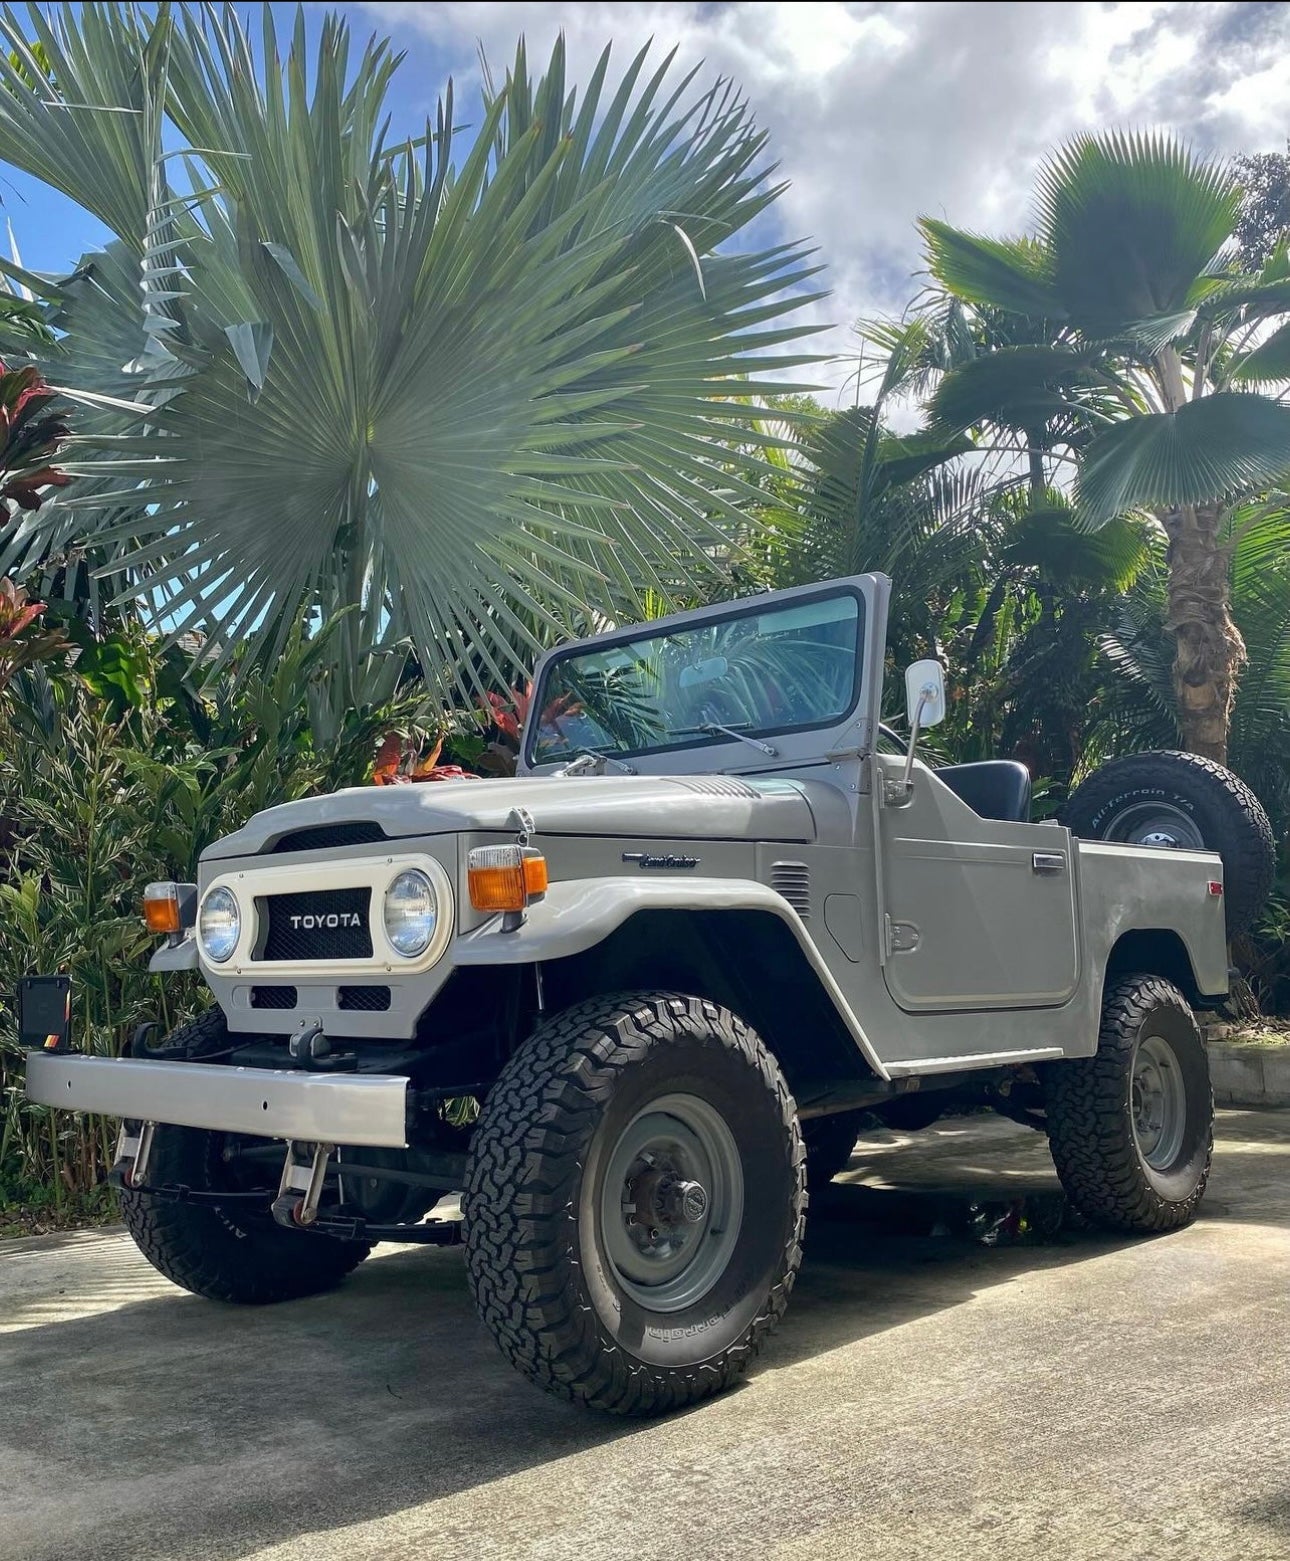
<box><xmin>203</xmin><ymin>774</ymin><xmax>818</xmax><ymax>859</ymax></box>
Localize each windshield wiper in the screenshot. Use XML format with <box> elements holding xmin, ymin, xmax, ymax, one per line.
<box><xmin>672</xmin><ymin>722</ymin><xmax>778</xmax><ymax>757</ymax></box>
<box><xmin>552</xmin><ymin>749</ymin><xmax>638</xmax><ymax>777</ymax></box>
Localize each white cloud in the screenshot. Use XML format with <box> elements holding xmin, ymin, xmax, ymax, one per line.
<box><xmin>363</xmin><ymin>2</ymin><xmax>1290</xmax><ymax>394</ymax></box>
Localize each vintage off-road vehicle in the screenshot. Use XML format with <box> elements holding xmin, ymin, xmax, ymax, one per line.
<box><xmin>24</xmin><ymin>573</ymin><xmax>1274</xmax><ymax>1414</ymax></box>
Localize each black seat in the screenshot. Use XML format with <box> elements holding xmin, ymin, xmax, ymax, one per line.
<box><xmin>937</xmin><ymin>760</ymin><xmax>1032</xmax><ymax>823</ymax></box>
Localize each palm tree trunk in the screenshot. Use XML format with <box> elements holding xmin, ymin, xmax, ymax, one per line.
<box><xmin>1026</xmin><ymin>433</ymin><xmax>1045</xmax><ymax>503</ymax></box>
<box><xmin>1160</xmin><ymin>503</ymin><xmax>1246</xmax><ymax>763</ymax></box>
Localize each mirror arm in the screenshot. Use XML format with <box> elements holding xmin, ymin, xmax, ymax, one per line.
<box><xmin>897</xmin><ymin>687</ymin><xmax>933</xmax><ymax>797</ymax></box>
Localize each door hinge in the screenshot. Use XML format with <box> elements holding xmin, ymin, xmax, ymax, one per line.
<box><xmin>884</xmin><ymin>914</ymin><xmax>920</xmax><ymax>955</ymax></box>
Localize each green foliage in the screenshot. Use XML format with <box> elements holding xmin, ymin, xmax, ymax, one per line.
<box><xmin>1076</xmin><ymin>395</ymin><xmax>1290</xmax><ymax>526</ymax></box>
<box><xmin>921</xmin><ymin>131</ymin><xmax>1290</xmax><ymax>525</ymax></box>
<box><xmin>0</xmin><ymin>621</ymin><xmax>438</xmax><ymax>1207</ymax></box>
<box><xmin>1232</xmin><ymin>146</ymin><xmax>1290</xmax><ymax>271</ymax></box>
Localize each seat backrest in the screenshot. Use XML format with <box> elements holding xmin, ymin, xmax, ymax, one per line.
<box><xmin>936</xmin><ymin>760</ymin><xmax>1032</xmax><ymax>823</ymax></box>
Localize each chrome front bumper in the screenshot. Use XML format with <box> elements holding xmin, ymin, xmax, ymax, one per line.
<box><xmin>25</xmin><ymin>1051</ymin><xmax>409</xmax><ymax>1148</ymax></box>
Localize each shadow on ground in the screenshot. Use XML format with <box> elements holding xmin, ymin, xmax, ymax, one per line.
<box><xmin>1</xmin><ymin>1110</ymin><xmax>1286</xmax><ymax>1561</ymax></box>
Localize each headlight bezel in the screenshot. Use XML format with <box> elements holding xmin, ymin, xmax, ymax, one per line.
<box><xmin>195</xmin><ymin>853</ymin><xmax>454</xmax><ymax>976</ymax></box>
<box><xmin>198</xmin><ymin>884</ymin><xmax>242</xmax><ymax>963</ymax></box>
<box><xmin>383</xmin><ymin>867</ymin><xmax>439</xmax><ymax>958</ymax></box>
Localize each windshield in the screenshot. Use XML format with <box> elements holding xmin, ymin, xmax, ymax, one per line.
<box><xmin>529</xmin><ymin>589</ymin><xmax>864</xmax><ymax>764</ymax></box>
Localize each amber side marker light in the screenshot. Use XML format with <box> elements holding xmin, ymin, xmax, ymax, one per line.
<box><xmin>468</xmin><ymin>846</ymin><xmax>548</xmax><ymax>913</ymax></box>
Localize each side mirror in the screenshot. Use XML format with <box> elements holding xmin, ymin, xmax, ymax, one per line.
<box><xmin>895</xmin><ymin>659</ymin><xmax>947</xmax><ymax>799</ymax></box>
<box><xmin>904</xmin><ymin>659</ymin><xmax>946</xmax><ymax>730</ymax></box>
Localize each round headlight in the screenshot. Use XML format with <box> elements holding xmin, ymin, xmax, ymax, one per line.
<box><xmin>384</xmin><ymin>869</ymin><xmax>438</xmax><ymax>957</ymax></box>
<box><xmin>199</xmin><ymin>886</ymin><xmax>241</xmax><ymax>963</ymax></box>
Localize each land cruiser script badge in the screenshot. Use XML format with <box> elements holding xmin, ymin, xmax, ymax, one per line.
<box><xmin>622</xmin><ymin>852</ymin><xmax>700</xmax><ymax>870</ymax></box>
<box><xmin>288</xmin><ymin>912</ymin><xmax>364</xmax><ymax>929</ymax></box>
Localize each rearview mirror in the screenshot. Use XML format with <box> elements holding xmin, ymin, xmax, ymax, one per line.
<box><xmin>904</xmin><ymin>659</ymin><xmax>946</xmax><ymax>730</ymax></box>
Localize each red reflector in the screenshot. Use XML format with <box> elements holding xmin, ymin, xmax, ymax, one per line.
<box><xmin>1207</xmin><ymin>881</ymin><xmax>1223</xmax><ymax>897</ymax></box>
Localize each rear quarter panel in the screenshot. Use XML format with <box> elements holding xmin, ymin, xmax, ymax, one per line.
<box><xmin>1074</xmin><ymin>839</ymin><xmax>1229</xmax><ymax>1000</ymax></box>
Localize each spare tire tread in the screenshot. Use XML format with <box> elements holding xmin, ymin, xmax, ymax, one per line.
<box><xmin>1060</xmin><ymin>749</ymin><xmax>1274</xmax><ymax>936</ymax></box>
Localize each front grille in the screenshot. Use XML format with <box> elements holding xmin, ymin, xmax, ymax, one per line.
<box><xmin>770</xmin><ymin>861</ymin><xmax>811</xmax><ymax>919</ymax></box>
<box><xmin>269</xmin><ymin>822</ymin><xmax>387</xmax><ymax>855</ymax></box>
<box><xmin>258</xmin><ymin>888</ymin><xmax>373</xmax><ymax>962</ymax></box>
<box><xmin>339</xmin><ymin>985</ymin><xmax>391</xmax><ymax>1012</ymax></box>
<box><xmin>251</xmin><ymin>985</ymin><xmax>297</xmax><ymax>1010</ymax></box>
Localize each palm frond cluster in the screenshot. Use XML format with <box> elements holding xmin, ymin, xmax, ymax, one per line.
<box><xmin>0</xmin><ymin>3</ymin><xmax>820</xmax><ymax>704</ymax></box>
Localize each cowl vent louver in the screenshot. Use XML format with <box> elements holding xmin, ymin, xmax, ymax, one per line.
<box><xmin>269</xmin><ymin>822</ymin><xmax>387</xmax><ymax>854</ymax></box>
<box><xmin>771</xmin><ymin>861</ymin><xmax>811</xmax><ymax>918</ymax></box>
<box><xmin>669</xmin><ymin>777</ymin><xmax>760</xmax><ymax>798</ymax></box>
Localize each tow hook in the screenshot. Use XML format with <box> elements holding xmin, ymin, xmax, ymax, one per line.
<box><xmin>271</xmin><ymin>1140</ymin><xmax>334</xmax><ymax>1229</ymax></box>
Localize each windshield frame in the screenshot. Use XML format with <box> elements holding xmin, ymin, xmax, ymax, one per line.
<box><xmin>522</xmin><ymin>582</ymin><xmax>868</xmax><ymax>769</ymax></box>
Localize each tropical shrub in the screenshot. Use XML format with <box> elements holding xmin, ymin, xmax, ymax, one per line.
<box><xmin>0</xmin><ymin>623</ymin><xmax>442</xmax><ymax>1215</ymax></box>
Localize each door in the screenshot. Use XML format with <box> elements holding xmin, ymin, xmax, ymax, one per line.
<box><xmin>874</xmin><ymin>755</ymin><xmax>1080</xmax><ymax>1012</ymax></box>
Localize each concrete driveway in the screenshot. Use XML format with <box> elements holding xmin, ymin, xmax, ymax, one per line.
<box><xmin>3</xmin><ymin>1110</ymin><xmax>1288</xmax><ymax>1561</ymax></box>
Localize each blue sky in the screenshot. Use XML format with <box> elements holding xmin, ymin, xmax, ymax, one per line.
<box><xmin>4</xmin><ymin>1</ymin><xmax>1290</xmax><ymax>391</ymax></box>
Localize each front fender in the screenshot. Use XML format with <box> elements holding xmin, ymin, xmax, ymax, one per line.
<box><xmin>454</xmin><ymin>876</ymin><xmax>889</xmax><ymax>1079</ymax></box>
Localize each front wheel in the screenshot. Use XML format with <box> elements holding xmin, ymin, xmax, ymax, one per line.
<box><xmin>463</xmin><ymin>991</ymin><xmax>806</xmax><ymax>1415</ymax></box>
<box><xmin>1042</xmin><ymin>974</ymin><xmax>1212</xmax><ymax>1233</ymax></box>
<box><xmin>118</xmin><ymin>1012</ymin><xmax>371</xmax><ymax>1304</ymax></box>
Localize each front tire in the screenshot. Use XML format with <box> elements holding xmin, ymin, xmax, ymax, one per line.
<box><xmin>1043</xmin><ymin>974</ymin><xmax>1212</xmax><ymax>1233</ymax></box>
<box><xmin>119</xmin><ymin>1014</ymin><xmax>371</xmax><ymax>1304</ymax></box>
<box><xmin>463</xmin><ymin>991</ymin><xmax>806</xmax><ymax>1415</ymax></box>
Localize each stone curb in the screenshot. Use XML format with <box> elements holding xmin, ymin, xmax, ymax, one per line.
<box><xmin>1205</xmin><ymin>1039</ymin><xmax>1290</xmax><ymax>1110</ymax></box>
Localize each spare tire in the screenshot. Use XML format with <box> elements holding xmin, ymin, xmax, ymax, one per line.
<box><xmin>1060</xmin><ymin>750</ymin><xmax>1274</xmax><ymax>937</ymax></box>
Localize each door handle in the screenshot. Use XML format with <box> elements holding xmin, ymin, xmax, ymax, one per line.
<box><xmin>1032</xmin><ymin>852</ymin><xmax>1066</xmax><ymax>874</ymax></box>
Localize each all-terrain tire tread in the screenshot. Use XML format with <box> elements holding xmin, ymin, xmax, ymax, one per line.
<box><xmin>463</xmin><ymin>990</ymin><xmax>805</xmax><ymax>1416</ymax></box>
<box><xmin>1060</xmin><ymin>749</ymin><xmax>1274</xmax><ymax>936</ymax></box>
<box><xmin>1043</xmin><ymin>973</ymin><xmax>1212</xmax><ymax>1233</ymax></box>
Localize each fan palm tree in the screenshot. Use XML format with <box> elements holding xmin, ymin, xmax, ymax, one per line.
<box><xmin>0</xmin><ymin>4</ymin><xmax>821</xmax><ymax>706</ymax></box>
<box><xmin>919</xmin><ymin>131</ymin><xmax>1290</xmax><ymax>763</ymax></box>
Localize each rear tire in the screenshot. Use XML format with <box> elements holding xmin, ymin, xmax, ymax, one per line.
<box><xmin>463</xmin><ymin>991</ymin><xmax>805</xmax><ymax>1415</ymax></box>
<box><xmin>1060</xmin><ymin>750</ymin><xmax>1273</xmax><ymax>937</ymax></box>
<box><xmin>1043</xmin><ymin>974</ymin><xmax>1212</xmax><ymax>1233</ymax></box>
<box><xmin>119</xmin><ymin>1014</ymin><xmax>371</xmax><ymax>1304</ymax></box>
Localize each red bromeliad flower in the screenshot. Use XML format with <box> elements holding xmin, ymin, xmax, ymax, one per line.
<box><xmin>0</xmin><ymin>360</ymin><xmax>71</xmax><ymax>513</ymax></box>
<box><xmin>0</xmin><ymin>576</ymin><xmax>68</xmax><ymax>694</ymax></box>
<box><xmin>371</xmin><ymin>730</ymin><xmax>480</xmax><ymax>786</ymax></box>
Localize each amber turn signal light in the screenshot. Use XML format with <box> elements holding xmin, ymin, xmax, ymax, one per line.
<box><xmin>142</xmin><ymin>881</ymin><xmax>197</xmax><ymax>936</ymax></box>
<box><xmin>143</xmin><ymin>882</ymin><xmax>182</xmax><ymax>934</ymax></box>
<box><xmin>467</xmin><ymin>846</ymin><xmax>548</xmax><ymax>913</ymax></box>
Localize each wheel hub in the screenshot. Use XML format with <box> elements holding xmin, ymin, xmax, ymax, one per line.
<box><xmin>1103</xmin><ymin>801</ymin><xmax>1206</xmax><ymax>852</ymax></box>
<box><xmin>1131</xmin><ymin>1032</ymin><xmax>1187</xmax><ymax>1170</ymax></box>
<box><xmin>625</xmin><ymin>1164</ymin><xmax>710</xmax><ymax>1232</ymax></box>
<box><xmin>598</xmin><ymin>1094</ymin><xmax>744</xmax><ymax>1313</ymax></box>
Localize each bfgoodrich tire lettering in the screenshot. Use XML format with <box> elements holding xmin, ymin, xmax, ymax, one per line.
<box><xmin>1060</xmin><ymin>749</ymin><xmax>1274</xmax><ymax>936</ymax></box>
<box><xmin>463</xmin><ymin>991</ymin><xmax>806</xmax><ymax>1415</ymax></box>
<box><xmin>1042</xmin><ymin>973</ymin><xmax>1212</xmax><ymax>1233</ymax></box>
